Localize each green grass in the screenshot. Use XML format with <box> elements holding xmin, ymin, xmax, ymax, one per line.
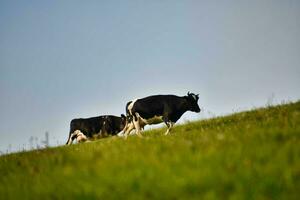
<box><xmin>1</xmin><ymin>102</ymin><xmax>300</xmax><ymax>200</ymax></box>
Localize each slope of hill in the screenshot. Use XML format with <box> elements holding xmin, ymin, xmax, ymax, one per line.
<box><xmin>1</xmin><ymin>101</ymin><xmax>299</xmax><ymax>199</ymax></box>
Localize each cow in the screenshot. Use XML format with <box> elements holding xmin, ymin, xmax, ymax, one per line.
<box><xmin>66</xmin><ymin>114</ymin><xmax>127</xmax><ymax>145</ymax></box>
<box><xmin>123</xmin><ymin>92</ymin><xmax>201</xmax><ymax>137</ymax></box>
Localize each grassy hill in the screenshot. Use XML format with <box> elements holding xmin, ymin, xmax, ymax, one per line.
<box><xmin>1</xmin><ymin>101</ymin><xmax>299</xmax><ymax>199</ymax></box>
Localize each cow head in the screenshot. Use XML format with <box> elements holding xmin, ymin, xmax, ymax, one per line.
<box><xmin>186</xmin><ymin>92</ymin><xmax>201</xmax><ymax>113</ymax></box>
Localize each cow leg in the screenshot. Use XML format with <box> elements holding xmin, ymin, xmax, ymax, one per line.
<box><xmin>66</xmin><ymin>132</ymin><xmax>77</xmax><ymax>145</ymax></box>
<box><xmin>76</xmin><ymin>132</ymin><xmax>87</xmax><ymax>143</ymax></box>
<box><xmin>67</xmin><ymin>130</ymin><xmax>88</xmax><ymax>145</ymax></box>
<box><xmin>117</xmin><ymin>119</ymin><xmax>131</xmax><ymax>136</ymax></box>
<box><xmin>132</xmin><ymin>113</ymin><xmax>143</xmax><ymax>138</ymax></box>
<box><xmin>124</xmin><ymin>122</ymin><xmax>135</xmax><ymax>138</ymax></box>
<box><xmin>121</xmin><ymin>122</ymin><xmax>130</xmax><ymax>135</ymax></box>
<box><xmin>133</xmin><ymin>120</ymin><xmax>142</xmax><ymax>137</ymax></box>
<box><xmin>66</xmin><ymin>135</ymin><xmax>72</xmax><ymax>145</ymax></box>
<box><xmin>165</xmin><ymin>121</ymin><xmax>175</xmax><ymax>135</ymax></box>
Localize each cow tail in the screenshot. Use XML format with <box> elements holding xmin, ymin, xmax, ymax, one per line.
<box><xmin>66</xmin><ymin>134</ymin><xmax>71</xmax><ymax>145</ymax></box>
<box><xmin>126</xmin><ymin>101</ymin><xmax>132</xmax><ymax>116</ymax></box>
<box><xmin>66</xmin><ymin>120</ymin><xmax>74</xmax><ymax>145</ymax></box>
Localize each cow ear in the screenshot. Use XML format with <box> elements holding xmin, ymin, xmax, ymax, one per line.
<box><xmin>196</xmin><ymin>94</ymin><xmax>199</xmax><ymax>98</ymax></box>
<box><xmin>187</xmin><ymin>91</ymin><xmax>190</xmax><ymax>96</ymax></box>
<box><xmin>121</xmin><ymin>114</ymin><xmax>126</xmax><ymax>118</ymax></box>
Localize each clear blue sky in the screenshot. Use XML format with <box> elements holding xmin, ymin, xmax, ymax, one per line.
<box><xmin>1</xmin><ymin>1</ymin><xmax>299</xmax><ymax>152</ymax></box>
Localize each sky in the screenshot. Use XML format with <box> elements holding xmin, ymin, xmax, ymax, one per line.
<box><xmin>1</xmin><ymin>0</ymin><xmax>299</xmax><ymax>153</ymax></box>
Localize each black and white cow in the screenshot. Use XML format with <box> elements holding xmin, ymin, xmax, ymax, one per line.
<box><xmin>66</xmin><ymin>114</ymin><xmax>127</xmax><ymax>145</ymax></box>
<box><xmin>123</xmin><ymin>92</ymin><xmax>201</xmax><ymax>137</ymax></box>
